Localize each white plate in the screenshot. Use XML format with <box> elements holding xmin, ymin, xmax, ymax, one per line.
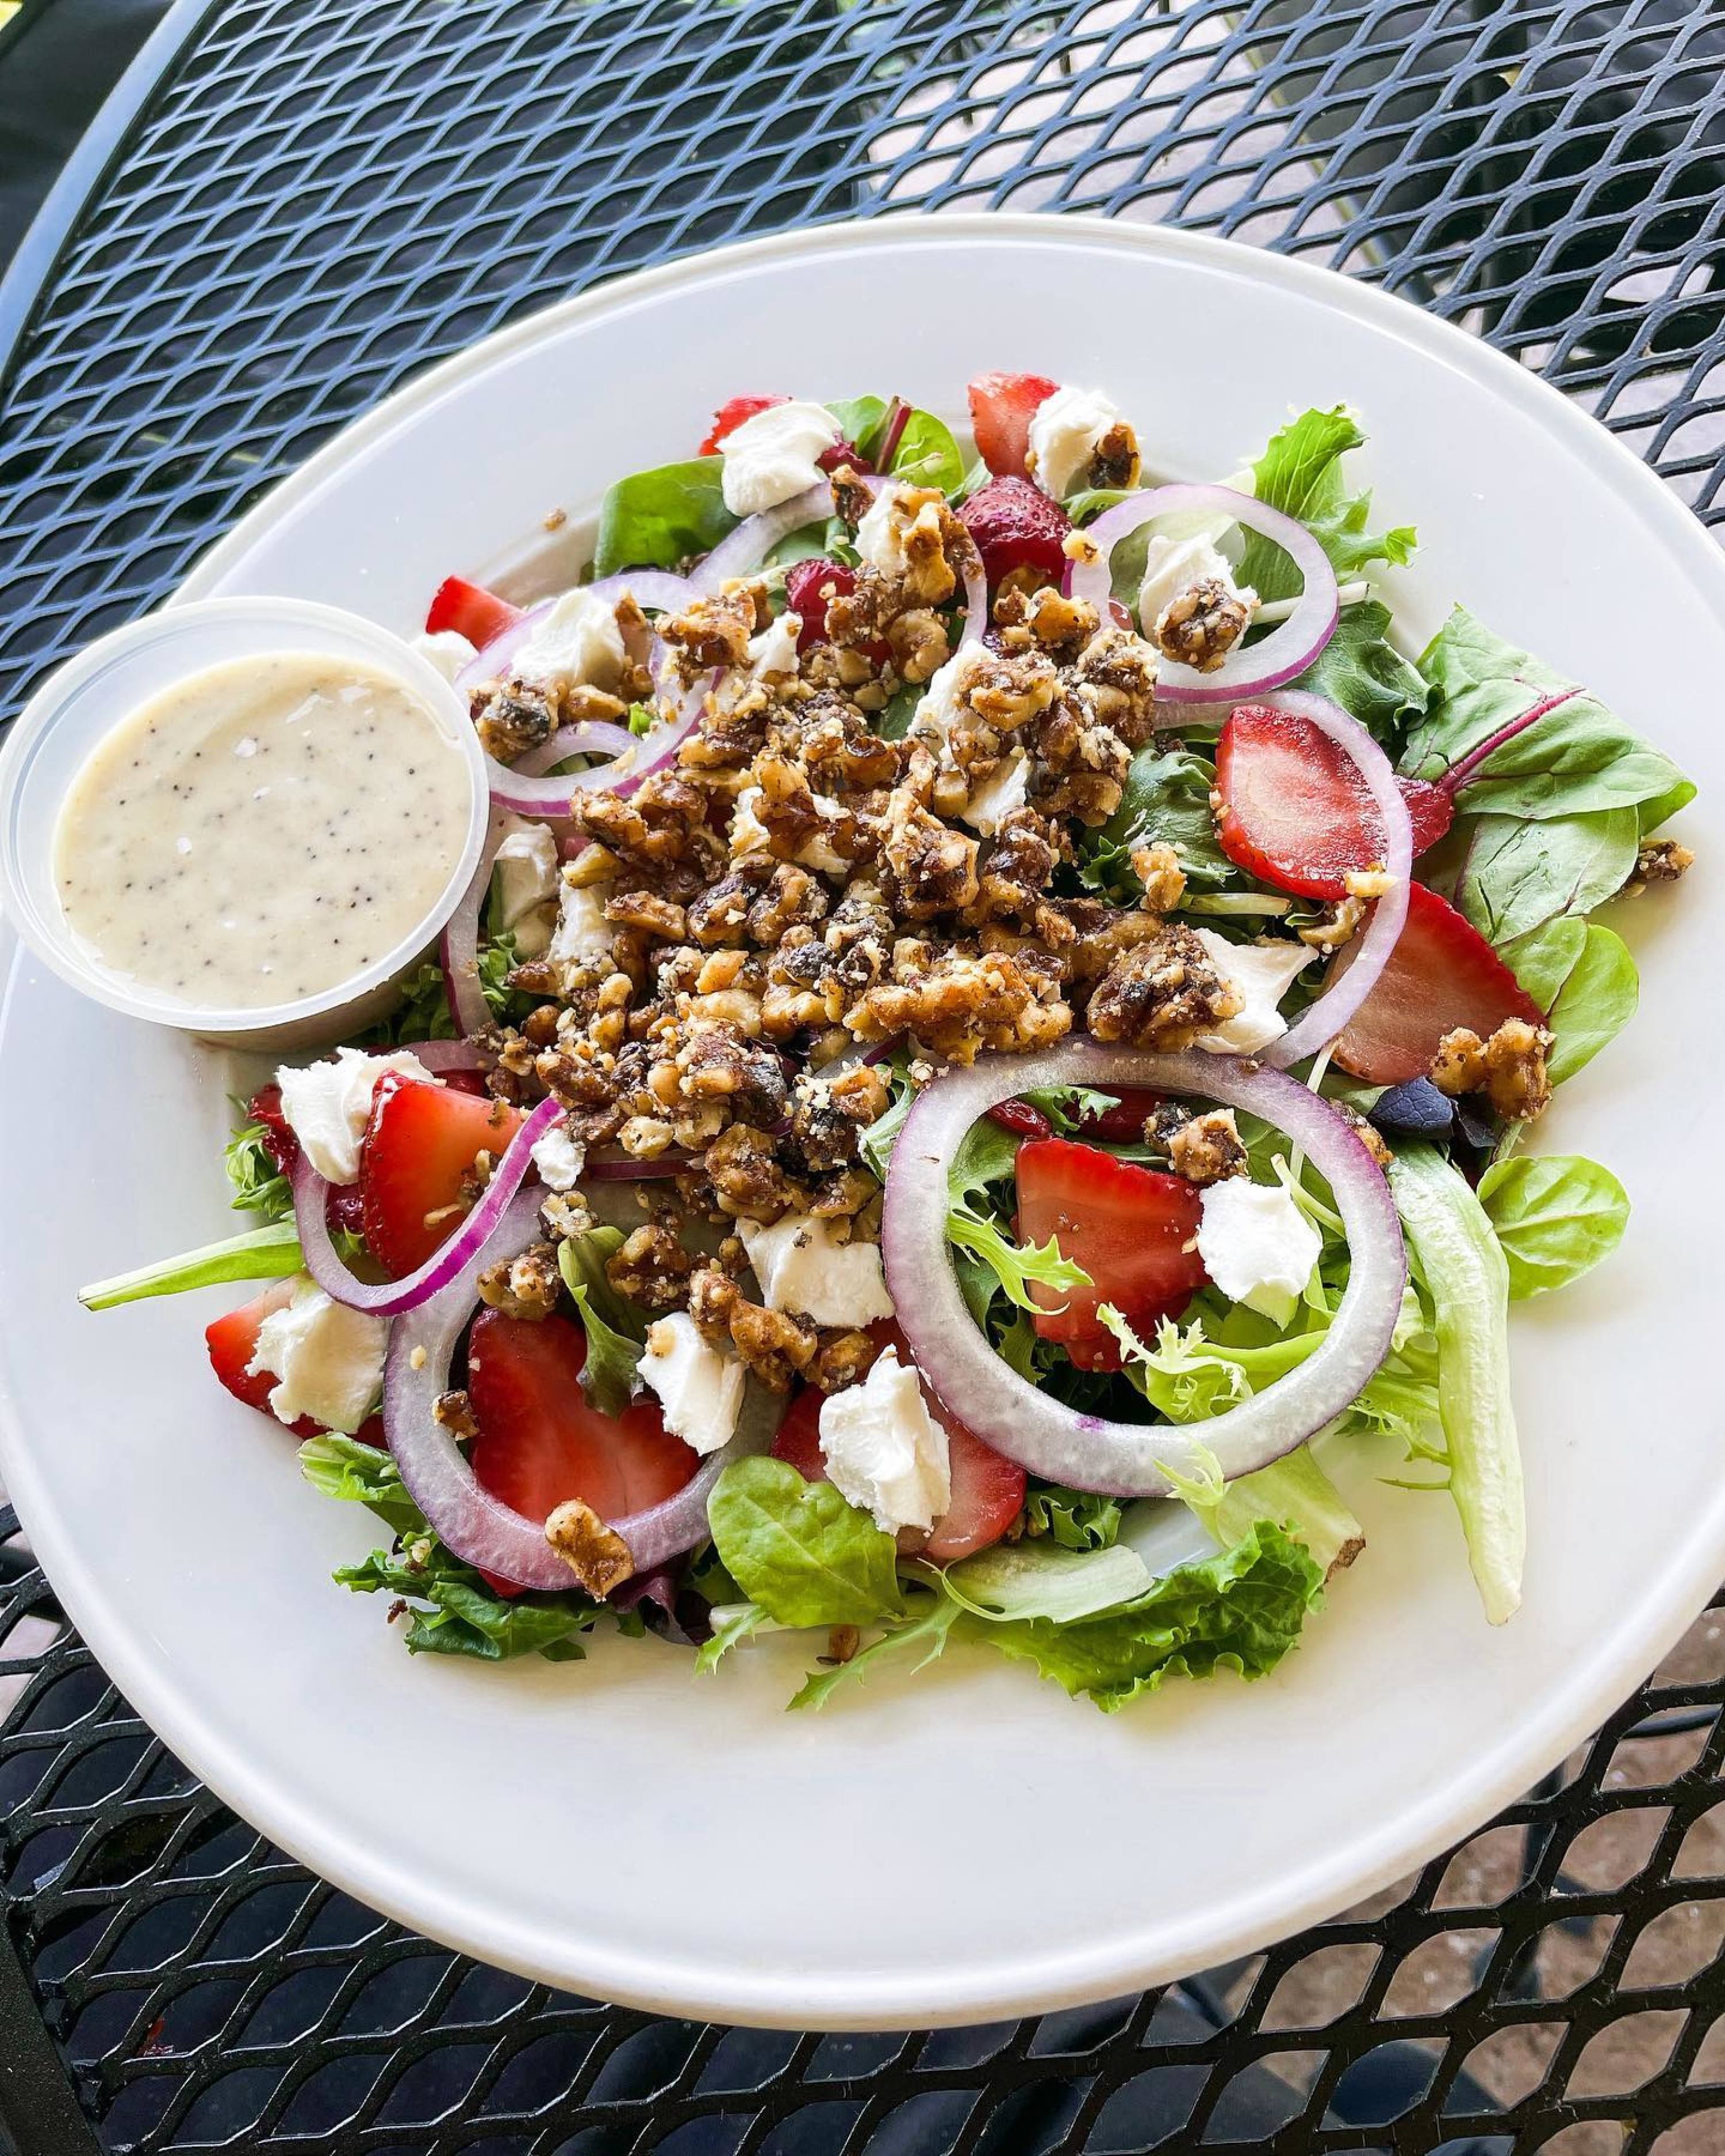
<box><xmin>1</xmin><ymin>216</ymin><xmax>1718</xmax><ymax>2031</ymax></box>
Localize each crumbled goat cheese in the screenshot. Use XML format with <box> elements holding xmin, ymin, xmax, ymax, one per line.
<box><xmin>748</xmin><ymin>612</ymin><xmax>802</xmax><ymax>681</ymax></box>
<box><xmin>1137</xmin><ymin>532</ymin><xmax>1258</xmax><ymax>635</ymax></box>
<box><xmin>548</xmin><ymin>880</ymin><xmax>616</xmax><ymax>968</ymax></box>
<box><xmin>1026</xmin><ymin>384</ymin><xmax>1124</xmax><ymax>498</ymax></box>
<box><xmin>852</xmin><ymin>481</ymin><xmax>918</xmax><ymax>575</ymax></box>
<box><xmin>731</xmin><ymin>784</ymin><xmax>846</xmax><ymax>876</ymax></box>
<box><xmin>512</xmin><ymin>587</ymin><xmax>626</xmax><ymax>695</ymax></box>
<box><xmin>1196</xmin><ymin>1178</ymin><xmax>1322</xmax><ymax>1328</ymax></box>
<box><xmin>738</xmin><ymin>1213</ymin><xmax>894</xmax><ymax>1329</ymax></box>
<box><xmin>638</xmin><ymin>1311</ymin><xmax>743</xmax><ymax>1456</ymax></box>
<box><xmin>911</xmin><ymin>640</ymin><xmax>989</xmax><ymax>749</ymax></box>
<box><xmin>413</xmin><ymin>629</ymin><xmax>478</xmax><ymax>682</ymax></box>
<box><xmin>275</xmin><ymin>1047</ymin><xmax>438</xmax><ymax>1185</ymax></box>
<box><xmin>818</xmin><ymin>1346</ymin><xmax>950</xmax><ymax>1535</ymax></box>
<box><xmin>247</xmin><ymin>1275</ymin><xmax>389</xmax><ymax>1433</ymax></box>
<box><xmin>719</xmin><ymin>400</ymin><xmax>843</xmax><ymax>517</ymax></box>
<box><xmin>1191</xmin><ymin>931</ymin><xmax>1314</xmax><ymax>1056</ymax></box>
<box><xmin>492</xmin><ymin>817</ymin><xmax>561</xmax><ymax>958</ymax></box>
<box><xmin>961</xmin><ymin>749</ymin><xmax>1030</xmax><ymax>836</ymax></box>
<box><xmin>531</xmin><ymin>1123</ymin><xmax>586</xmax><ymax>1192</ymax></box>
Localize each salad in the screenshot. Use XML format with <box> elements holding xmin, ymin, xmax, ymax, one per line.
<box><xmin>85</xmin><ymin>377</ymin><xmax>1695</xmax><ymax>1711</ymax></box>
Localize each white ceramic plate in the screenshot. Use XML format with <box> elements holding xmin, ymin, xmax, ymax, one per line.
<box><xmin>1</xmin><ymin>216</ymin><xmax>1718</xmax><ymax>2030</ymax></box>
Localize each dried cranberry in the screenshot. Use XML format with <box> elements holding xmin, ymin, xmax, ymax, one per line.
<box><xmin>959</xmin><ymin>474</ymin><xmax>1072</xmax><ymax>584</ymax></box>
<box><xmin>986</xmin><ymin>1098</ymin><xmax>1054</xmax><ymax>1141</ymax></box>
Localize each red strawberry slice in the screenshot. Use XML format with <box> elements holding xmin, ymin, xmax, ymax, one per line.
<box><xmin>769</xmin><ymin>1321</ymin><xmax>1025</xmax><ymax>1563</ymax></box>
<box><xmin>1332</xmin><ymin>881</ymin><xmax>1546</xmax><ymax>1085</ymax></box>
<box><xmin>359</xmin><ymin>1077</ymin><xmax>524</xmax><ymax>1279</ymax></box>
<box><xmin>1015</xmin><ymin>1138</ymin><xmax>1208</xmax><ymax>1373</ymax></box>
<box><xmin>1216</xmin><ymin>705</ymin><xmax>1454</xmax><ymax>899</ymax></box>
<box><xmin>967</xmin><ymin>371</ymin><xmax>1060</xmax><ymax>478</ymax></box>
<box><xmin>699</xmin><ymin>394</ymin><xmax>788</xmax><ymax>456</ymax></box>
<box><xmin>469</xmin><ymin>1311</ymin><xmax>697</xmax><ymax>1594</ymax></box>
<box><xmin>782</xmin><ymin>557</ymin><xmax>891</xmax><ymax>666</ymax></box>
<box><xmin>959</xmin><ymin>474</ymin><xmax>1072</xmax><ymax>584</ymax></box>
<box><xmin>206</xmin><ymin>1280</ymin><xmax>384</xmax><ymax>1445</ymax></box>
<box><xmin>424</xmin><ymin>576</ymin><xmax>522</xmax><ymax>649</ymax></box>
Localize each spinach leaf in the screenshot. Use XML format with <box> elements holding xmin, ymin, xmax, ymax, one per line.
<box><xmin>79</xmin><ymin>1221</ymin><xmax>302</xmax><ymax>1311</ymax></box>
<box><xmin>1081</xmin><ymin>745</ymin><xmax>1236</xmax><ymax>899</ymax></box>
<box><xmin>707</xmin><ymin>1456</ymin><xmax>904</xmax><ymax>1628</ymax></box>
<box><xmin>1288</xmin><ymin>600</ymin><xmax>1429</xmax><ymax>747</ymax></box>
<box><xmin>1451</xmin><ymin>807</ymin><xmax>1640</xmax><ymax>944</ymax></box>
<box><xmin>825</xmin><ymin>395</ymin><xmax>888</xmax><ymax>455</ymax></box>
<box><xmin>888</xmin><ymin>408</ymin><xmax>965</xmax><ymax>494</ymax></box>
<box><xmin>1237</xmin><ymin>406</ymin><xmax>1416</xmax><ymax>601</ymax></box>
<box><xmin>594</xmin><ymin>458</ymin><xmax>735</xmax><ymax>576</ymax></box>
<box><xmin>1477</xmin><ymin>1154</ymin><xmax>1629</xmax><ymax>1299</ymax></box>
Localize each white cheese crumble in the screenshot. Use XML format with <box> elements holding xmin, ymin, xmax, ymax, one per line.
<box><xmin>547</xmin><ymin>878</ymin><xmax>616</xmax><ymax>968</ymax></box>
<box><xmin>730</xmin><ymin>785</ymin><xmax>848</xmax><ymax>877</ymax></box>
<box><xmin>719</xmin><ymin>400</ymin><xmax>842</xmax><ymax>517</ymax></box>
<box><xmin>961</xmin><ymin>749</ymin><xmax>1030</xmax><ymax>836</ymax></box>
<box><xmin>512</xmin><ymin>587</ymin><xmax>626</xmax><ymax>695</ymax></box>
<box><xmin>852</xmin><ymin>480</ymin><xmax>918</xmax><ymax>575</ymax></box>
<box><xmin>491</xmin><ymin>817</ymin><xmax>560</xmax><ymax>958</ymax></box>
<box><xmin>1196</xmin><ymin>1179</ymin><xmax>1322</xmax><ymax>1328</ymax></box>
<box><xmin>910</xmin><ymin>639</ymin><xmax>989</xmax><ymax>749</ymax></box>
<box><xmin>730</xmin><ymin>787</ymin><xmax>770</xmax><ymax>857</ymax></box>
<box><xmin>1137</xmin><ymin>532</ymin><xmax>1258</xmax><ymax>639</ymax></box>
<box><xmin>1026</xmin><ymin>384</ymin><xmax>1124</xmax><ymax>498</ymax></box>
<box><xmin>638</xmin><ymin>1311</ymin><xmax>743</xmax><ymax>1456</ymax></box>
<box><xmin>1191</xmin><ymin>930</ymin><xmax>1314</xmax><ymax>1056</ymax></box>
<box><xmin>275</xmin><ymin>1047</ymin><xmax>438</xmax><ymax>1185</ymax></box>
<box><xmin>531</xmin><ymin>1123</ymin><xmax>586</xmax><ymax>1192</ymax></box>
<box><xmin>818</xmin><ymin>1346</ymin><xmax>950</xmax><ymax>1536</ymax></box>
<box><xmin>738</xmin><ymin>1213</ymin><xmax>894</xmax><ymax>1329</ymax></box>
<box><xmin>247</xmin><ymin>1275</ymin><xmax>389</xmax><ymax>1433</ymax></box>
<box><xmin>413</xmin><ymin>628</ymin><xmax>478</xmax><ymax>682</ymax></box>
<box><xmin>748</xmin><ymin>612</ymin><xmax>802</xmax><ymax>681</ymax></box>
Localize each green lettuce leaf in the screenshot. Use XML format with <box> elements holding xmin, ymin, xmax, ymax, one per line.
<box><xmin>1022</xmin><ymin>1485</ymin><xmax>1123</xmax><ymax>1550</ymax></box>
<box><xmin>1448</xmin><ymin>806</ymin><xmax>1640</xmax><ymax>945</ymax></box>
<box><xmin>1081</xmin><ymin>745</ymin><xmax>1237</xmax><ymax>899</ymax></box>
<box><xmin>790</xmin><ymin>1590</ymin><xmax>962</xmax><ymax>1710</ymax></box>
<box><xmin>1502</xmin><ymin>917</ymin><xmax>1640</xmax><ymax>1085</ymax></box>
<box><xmin>1477</xmin><ymin>1154</ymin><xmax>1629</xmax><ymax>1299</ymax></box>
<box><xmin>887</xmin><ymin>408</ymin><xmax>965</xmax><ymax>494</ymax></box>
<box><xmin>79</xmin><ymin>1221</ymin><xmax>302</xmax><ymax>1310</ymax></box>
<box><xmin>1287</xmin><ymin>599</ymin><xmax>1429</xmax><ymax>747</ymax></box>
<box><xmin>695</xmin><ymin>1599</ymin><xmax>770</xmax><ymax>1673</ymax></box>
<box><xmin>942</xmin><ymin>1539</ymin><xmax>1155</xmax><ymax>1623</ymax></box>
<box><xmin>825</xmin><ymin>395</ymin><xmax>888</xmax><ymax>452</ymax></box>
<box><xmin>1209</xmin><ymin>1447</ymin><xmax>1365</xmax><ymax>1578</ymax></box>
<box><xmin>707</xmin><ymin>1456</ymin><xmax>904</xmax><ymax>1628</ymax></box>
<box><xmin>557</xmin><ymin>1230</ymin><xmax>646</xmax><ymax>1417</ymax></box>
<box><xmin>225</xmin><ymin>1117</ymin><xmax>293</xmax><ymax>1221</ymax></box>
<box><xmin>1237</xmin><ymin>406</ymin><xmax>1416</xmax><ymax>601</ymax></box>
<box><xmin>593</xmin><ymin>458</ymin><xmax>737</xmax><ymax>576</ymax></box>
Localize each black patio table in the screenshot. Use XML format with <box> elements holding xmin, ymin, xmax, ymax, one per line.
<box><xmin>2</xmin><ymin>2</ymin><xmax>1724</xmax><ymax>2150</ymax></box>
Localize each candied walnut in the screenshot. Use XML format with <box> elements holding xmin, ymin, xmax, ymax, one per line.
<box><xmin>705</xmin><ymin>1121</ymin><xmax>798</xmax><ymax>1223</ymax></box>
<box><xmin>735</xmin><ymin>752</ymin><xmax>824</xmax><ymax>861</ymax></box>
<box><xmin>964</xmin><ymin>805</ymin><xmax>1062</xmax><ymax>929</ymax></box>
<box><xmin>1152</xmin><ymin>577</ymin><xmax>1252</xmax><ymax>674</ymax></box>
<box><xmin>689</xmin><ymin>1265</ymin><xmax>816</xmax><ymax>1390</ymax></box>
<box><xmin>618</xmin><ymin>1115</ymin><xmax>677</xmax><ymax>1158</ymax></box>
<box><xmin>573</xmin><ymin>770</ymin><xmax>710</xmax><ymax>868</ymax></box>
<box><xmin>545</xmin><ymin>1499</ymin><xmax>634</xmax><ymax>1596</ymax></box>
<box><xmin>1430</xmin><ymin>1019</ymin><xmax>1553</xmax><ymax>1122</ymax></box>
<box><xmin>605</xmin><ymin>1221</ymin><xmax>696</xmax><ymax>1310</ymax></box>
<box><xmin>1344</xmin><ymin>864</ymin><xmax>1393</xmax><ymax>899</ymax></box>
<box><xmin>1335</xmin><ymin>1101</ymin><xmax>1394</xmax><ymax>1169</ymax></box>
<box><xmin>476</xmin><ymin>1241</ymin><xmax>563</xmax><ymax>1321</ymax></box>
<box><xmin>1130</xmin><ymin>840</ymin><xmax>1187</xmax><ymax>914</ymax></box>
<box><xmin>880</xmin><ymin>787</ymin><xmax>980</xmax><ymax>918</ymax></box>
<box><xmin>1058</xmin><ymin>901</ymin><xmax>1167</xmax><ymax>983</ymax></box>
<box><xmin>605</xmin><ymin>889</ymin><xmax>687</xmax><ymax>942</ymax></box>
<box><xmin>677</xmin><ymin>1024</ymin><xmax>788</xmax><ymax>1125</ymax></box>
<box><xmin>1087</xmin><ymin>923</ymin><xmax>1243</xmax><ymax>1049</ymax></box>
<box><xmin>540</xmin><ymin>1190</ymin><xmax>593</xmax><ymax>1242</ymax></box>
<box><xmin>807</xmin><ymin>1326</ymin><xmax>882</xmax><ymax>1393</ymax></box>
<box><xmin>845</xmin><ymin>946</ymin><xmax>1072</xmax><ymax>1064</ymax></box>
<box><xmin>789</xmin><ymin>1075</ymin><xmax>868</xmax><ymax>1171</ymax></box>
<box><xmin>807</xmin><ymin>1167</ymin><xmax>876</xmax><ymax>1217</ymax></box>
<box><xmin>661</xmin><ymin>586</ymin><xmax>761</xmax><ymax>677</ymax></box>
<box><xmin>473</xmin><ymin>682</ymin><xmax>556</xmax><ymax>762</ymax></box>
<box><xmin>887</xmin><ymin>607</ymin><xmax>952</xmax><ymax>684</ymax></box>
<box><xmin>826</xmin><ymin>1062</ymin><xmax>891</xmax><ymax>1125</ymax></box>
<box><xmin>564</xmin><ymin>841</ymin><xmax>620</xmax><ymax>889</ymax></box>
<box><xmin>1630</xmin><ymin>837</ymin><xmax>1695</xmax><ymax>888</ymax></box>
<box><xmin>1070</xmin><ymin>622</ymin><xmax>1159</xmax><ymax>747</ymax></box>
<box><xmin>790</xmin><ymin>695</ymin><xmax>902</xmax><ymax>791</ymax></box>
<box><xmin>825</xmin><ymin>565</ymin><xmax>902</xmax><ymax>649</ymax></box>
<box><xmin>688</xmin><ymin>864</ymin><xmax>768</xmax><ymax>947</ymax></box>
<box><xmin>1164</xmin><ymin>1108</ymin><xmax>1248</xmax><ymax>1187</ymax></box>
<box><xmin>829</xmin><ymin>462</ymin><xmax>876</xmax><ymax>526</ymax></box>
<box><xmin>433</xmin><ymin>1388</ymin><xmax>479</xmax><ymax>1440</ymax></box>
<box><xmin>1300</xmin><ymin>896</ymin><xmax>1366</xmax><ymax>951</ymax></box>
<box><xmin>1087</xmin><ymin>417</ymin><xmax>1141</xmax><ymax>492</ymax></box>
<box><xmin>747</xmin><ymin>861</ymin><xmax>828</xmax><ymax>946</ymax></box>
<box><xmin>961</xmin><ymin>648</ymin><xmax>1060</xmax><ymax>734</ymax></box>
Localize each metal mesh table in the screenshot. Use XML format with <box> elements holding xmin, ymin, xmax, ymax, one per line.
<box><xmin>2</xmin><ymin>2</ymin><xmax>1724</xmax><ymax>2149</ymax></box>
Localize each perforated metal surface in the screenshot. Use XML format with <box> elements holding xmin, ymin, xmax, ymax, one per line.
<box><xmin>3</xmin><ymin>0</ymin><xmax>1724</xmax><ymax>2149</ymax></box>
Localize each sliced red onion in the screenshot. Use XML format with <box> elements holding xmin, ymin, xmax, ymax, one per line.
<box><xmin>439</xmin><ymin>807</ymin><xmax>509</xmax><ymax>1037</ymax></box>
<box><xmin>611</xmin><ymin>669</ymin><xmax>716</xmax><ymax>799</ymax></box>
<box><xmin>292</xmin><ymin>1095</ymin><xmax>563</xmax><ymax>1318</ymax></box>
<box><xmin>585</xmin><ymin>570</ymin><xmax>695</xmax><ymax>613</ymax></box>
<box><xmin>881</xmin><ymin>1045</ymin><xmax>1405</xmax><ymax>1498</ymax></box>
<box><xmin>1068</xmin><ymin>484</ymin><xmax>1338</xmax><ymax>703</ymax></box>
<box><xmin>383</xmin><ymin>1186</ymin><xmax>783</xmax><ymax>1589</ymax></box>
<box><xmin>692</xmin><ymin>481</ymin><xmax>832</xmax><ymax>593</ymax></box>
<box><xmin>482</xmin><ymin>747</ymin><xmax>635</xmax><ymax>816</ymax></box>
<box><xmin>1250</xmin><ymin>691</ymin><xmax>1413</xmax><ymax>1071</ymax></box>
<box><xmin>515</xmin><ymin>720</ymin><xmax>638</xmax><ymax>774</ymax></box>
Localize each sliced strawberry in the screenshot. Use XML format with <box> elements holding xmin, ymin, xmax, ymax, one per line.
<box><xmin>206</xmin><ymin>1280</ymin><xmax>383</xmax><ymax>1445</ymax></box>
<box><xmin>967</xmin><ymin>371</ymin><xmax>1060</xmax><ymax>478</ymax></box>
<box><xmin>1216</xmin><ymin>705</ymin><xmax>1456</xmax><ymax>899</ymax></box>
<box><xmin>424</xmin><ymin>576</ymin><xmax>522</xmax><ymax>649</ymax></box>
<box><xmin>1015</xmin><ymin>1138</ymin><xmax>1208</xmax><ymax>1373</ymax></box>
<box><xmin>1332</xmin><ymin>881</ymin><xmax>1546</xmax><ymax>1085</ymax></box>
<box><xmin>359</xmin><ymin>1077</ymin><xmax>524</xmax><ymax>1279</ymax></box>
<box><xmin>699</xmin><ymin>394</ymin><xmax>788</xmax><ymax>456</ymax></box>
<box><xmin>469</xmin><ymin>1311</ymin><xmax>696</xmax><ymax>1594</ymax></box>
<box><xmin>782</xmin><ymin>557</ymin><xmax>890</xmax><ymax>666</ymax></box>
<box><xmin>769</xmin><ymin>1321</ymin><xmax>1025</xmax><ymax>1563</ymax></box>
<box><xmin>959</xmin><ymin>474</ymin><xmax>1072</xmax><ymax>585</ymax></box>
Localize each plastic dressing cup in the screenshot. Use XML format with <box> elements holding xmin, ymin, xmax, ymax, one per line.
<box><xmin>0</xmin><ymin>597</ymin><xmax>489</xmax><ymax>1053</ymax></box>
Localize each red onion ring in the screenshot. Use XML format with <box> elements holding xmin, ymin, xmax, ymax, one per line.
<box><xmin>881</xmin><ymin>1044</ymin><xmax>1405</xmax><ymax>1498</ymax></box>
<box><xmin>1068</xmin><ymin>484</ymin><xmax>1338</xmax><ymax>703</ymax></box>
<box><xmin>439</xmin><ymin>808</ymin><xmax>509</xmax><ymax>1037</ymax></box>
<box><xmin>692</xmin><ymin>480</ymin><xmax>833</xmax><ymax>593</ymax></box>
<box><xmin>383</xmin><ymin>1186</ymin><xmax>784</xmax><ymax>1589</ymax></box>
<box><xmin>1247</xmin><ymin>691</ymin><xmax>1413</xmax><ymax>1071</ymax></box>
<box><xmin>291</xmin><ymin>1095</ymin><xmax>564</xmax><ymax>1317</ymax></box>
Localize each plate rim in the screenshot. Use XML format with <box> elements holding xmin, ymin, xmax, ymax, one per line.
<box><xmin>4</xmin><ymin>210</ymin><xmax>1719</xmax><ymax>2028</ymax></box>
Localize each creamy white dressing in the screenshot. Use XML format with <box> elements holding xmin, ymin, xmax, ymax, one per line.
<box><xmin>53</xmin><ymin>651</ymin><xmax>471</xmax><ymax>1009</ymax></box>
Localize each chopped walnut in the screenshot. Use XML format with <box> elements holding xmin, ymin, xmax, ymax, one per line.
<box><xmin>605</xmin><ymin>1221</ymin><xmax>696</xmax><ymax>1310</ymax></box>
<box><xmin>807</xmin><ymin>1327</ymin><xmax>881</xmax><ymax>1392</ymax></box>
<box><xmin>1343</xmin><ymin>864</ymin><xmax>1394</xmax><ymax>900</ymax></box>
<box><xmin>476</xmin><ymin>1241</ymin><xmax>563</xmax><ymax>1321</ymax></box>
<box><xmin>1300</xmin><ymin>896</ymin><xmax>1366</xmax><ymax>951</ymax></box>
<box><xmin>1430</xmin><ymin>1018</ymin><xmax>1554</xmax><ymax>1122</ymax></box>
<box><xmin>1630</xmin><ymin>837</ymin><xmax>1694</xmax><ymax>888</ymax></box>
<box><xmin>1130</xmin><ymin>841</ymin><xmax>1187</xmax><ymax>914</ymax></box>
<box><xmin>545</xmin><ymin>1499</ymin><xmax>634</xmax><ymax>1597</ymax></box>
<box><xmin>1164</xmin><ymin>1108</ymin><xmax>1248</xmax><ymax>1186</ymax></box>
<box><xmin>880</xmin><ymin>787</ymin><xmax>980</xmax><ymax>918</ymax></box>
<box><xmin>1335</xmin><ymin>1102</ymin><xmax>1394</xmax><ymax>1169</ymax></box>
<box><xmin>845</xmin><ymin>945</ymin><xmax>1071</xmax><ymax>1064</ymax></box>
<box><xmin>704</xmin><ymin>1121</ymin><xmax>799</xmax><ymax>1223</ymax></box>
<box><xmin>1086</xmin><ymin>923</ymin><xmax>1244</xmax><ymax>1049</ymax></box>
<box><xmin>661</xmin><ymin>586</ymin><xmax>761</xmax><ymax>677</ymax></box>
<box><xmin>1152</xmin><ymin>578</ymin><xmax>1253</xmax><ymax>674</ymax></box>
<box><xmin>689</xmin><ymin>1264</ymin><xmax>816</xmax><ymax>1390</ymax></box>
<box><xmin>473</xmin><ymin>682</ymin><xmax>557</xmax><ymax>762</ymax></box>
<box><xmin>432</xmin><ymin>1389</ymin><xmax>479</xmax><ymax>1440</ymax></box>
<box><xmin>1068</xmin><ymin>623</ymin><xmax>1158</xmax><ymax>747</ymax></box>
